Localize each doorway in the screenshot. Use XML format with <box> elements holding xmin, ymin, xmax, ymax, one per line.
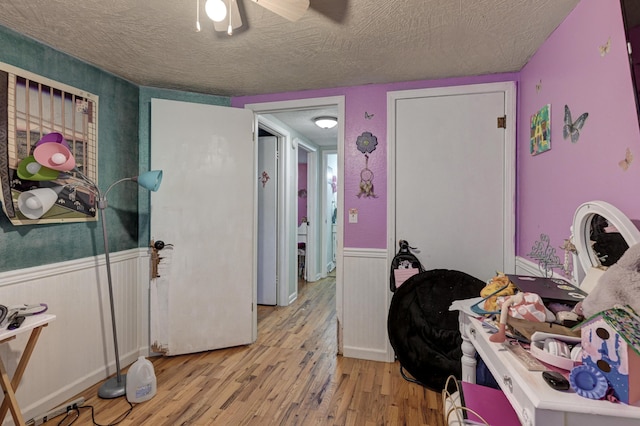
<box><xmin>246</xmin><ymin>97</ymin><xmax>344</xmax><ymax>322</ymax></box>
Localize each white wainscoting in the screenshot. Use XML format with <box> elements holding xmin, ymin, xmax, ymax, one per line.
<box><xmin>342</xmin><ymin>248</ymin><xmax>394</xmax><ymax>363</ymax></box>
<box><xmin>515</xmin><ymin>256</ymin><xmax>570</xmax><ymax>281</ymax></box>
<box><xmin>0</xmin><ymin>249</ymin><xmax>150</xmax><ymax>423</ymax></box>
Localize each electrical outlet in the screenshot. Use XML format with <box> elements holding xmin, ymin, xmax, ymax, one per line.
<box><xmin>27</xmin><ymin>397</ymin><xmax>85</xmax><ymax>426</ymax></box>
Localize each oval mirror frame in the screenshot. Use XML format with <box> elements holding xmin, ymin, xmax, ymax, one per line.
<box><xmin>572</xmin><ymin>200</ymin><xmax>640</xmax><ymax>283</ymax></box>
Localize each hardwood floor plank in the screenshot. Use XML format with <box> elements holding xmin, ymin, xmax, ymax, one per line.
<box><xmin>40</xmin><ymin>277</ymin><xmax>444</xmax><ymax>425</ymax></box>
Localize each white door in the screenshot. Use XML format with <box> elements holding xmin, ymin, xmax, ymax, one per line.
<box><xmin>390</xmin><ymin>83</ymin><xmax>515</xmax><ymax>282</ymax></box>
<box><xmin>257</xmin><ymin>136</ymin><xmax>277</xmax><ymax>305</ymax></box>
<box><xmin>150</xmin><ymin>98</ymin><xmax>256</xmax><ymax>356</ymax></box>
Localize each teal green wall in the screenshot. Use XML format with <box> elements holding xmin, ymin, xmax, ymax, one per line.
<box><xmin>0</xmin><ymin>26</ymin><xmax>140</xmax><ymax>272</ymax></box>
<box><xmin>137</xmin><ymin>88</ymin><xmax>230</xmax><ymax>246</ymax></box>
<box><xmin>0</xmin><ymin>27</ymin><xmax>232</xmax><ymax>272</ymax></box>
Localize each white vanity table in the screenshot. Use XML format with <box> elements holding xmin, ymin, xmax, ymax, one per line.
<box><xmin>457</xmin><ymin>201</ymin><xmax>640</xmax><ymax>425</ymax></box>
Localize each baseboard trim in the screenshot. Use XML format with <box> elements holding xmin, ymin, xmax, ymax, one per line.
<box><xmin>343</xmin><ymin>346</ymin><xmax>392</xmax><ymax>363</ymax></box>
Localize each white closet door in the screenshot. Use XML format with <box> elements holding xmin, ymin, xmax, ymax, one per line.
<box><xmin>392</xmin><ymin>85</ymin><xmax>514</xmax><ymax>282</ymax></box>
<box><xmin>257</xmin><ymin>136</ymin><xmax>277</xmax><ymax>305</ymax></box>
<box><xmin>150</xmin><ymin>98</ymin><xmax>256</xmax><ymax>355</ymax></box>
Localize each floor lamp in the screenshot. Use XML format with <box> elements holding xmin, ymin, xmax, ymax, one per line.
<box><xmin>16</xmin><ymin>132</ymin><xmax>163</xmax><ymax>399</ymax></box>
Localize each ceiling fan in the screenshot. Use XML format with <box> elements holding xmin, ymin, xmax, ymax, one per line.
<box><xmin>197</xmin><ymin>0</ymin><xmax>310</xmax><ymax>35</ymax></box>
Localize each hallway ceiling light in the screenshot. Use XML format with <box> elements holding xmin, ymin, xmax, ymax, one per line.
<box><xmin>314</xmin><ymin>116</ymin><xmax>338</xmax><ymax>129</ymax></box>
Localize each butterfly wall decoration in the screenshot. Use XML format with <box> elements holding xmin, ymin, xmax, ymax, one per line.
<box><xmin>562</xmin><ymin>105</ymin><xmax>588</xmax><ymax>143</ymax></box>
<box><xmin>364</xmin><ymin>111</ymin><xmax>374</xmax><ymax>120</ymax></box>
<box><xmin>599</xmin><ymin>37</ymin><xmax>611</xmax><ymax>57</ymax></box>
<box><xmin>619</xmin><ymin>147</ymin><xmax>633</xmax><ymax>171</ymax></box>
<box><xmin>536</xmin><ymin>79</ymin><xmax>542</xmax><ymax>93</ymax></box>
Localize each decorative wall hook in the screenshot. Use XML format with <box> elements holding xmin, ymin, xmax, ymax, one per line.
<box><xmin>356</xmin><ymin>132</ymin><xmax>378</xmax><ymax>199</ymax></box>
<box><xmin>259</xmin><ymin>171</ymin><xmax>270</xmax><ymax>188</ymax></box>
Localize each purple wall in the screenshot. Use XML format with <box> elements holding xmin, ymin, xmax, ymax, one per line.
<box><xmin>234</xmin><ymin>0</ymin><xmax>640</xmax><ymax>257</ymax></box>
<box><xmin>233</xmin><ymin>74</ymin><xmax>517</xmax><ymax>248</ymax></box>
<box><xmin>518</xmin><ymin>0</ymin><xmax>640</xmax><ymax>270</ymax></box>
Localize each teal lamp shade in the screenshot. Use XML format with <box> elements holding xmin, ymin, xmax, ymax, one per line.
<box><xmin>135</xmin><ymin>170</ymin><xmax>163</xmax><ymax>192</ymax></box>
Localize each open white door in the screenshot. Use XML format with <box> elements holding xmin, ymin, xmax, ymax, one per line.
<box><xmin>150</xmin><ymin>98</ymin><xmax>256</xmax><ymax>356</ymax></box>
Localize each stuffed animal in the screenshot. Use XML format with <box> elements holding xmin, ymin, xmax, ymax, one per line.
<box><xmin>580</xmin><ymin>242</ymin><xmax>640</xmax><ymax>318</ymax></box>
<box><xmin>480</xmin><ymin>273</ymin><xmax>517</xmax><ymax>312</ymax></box>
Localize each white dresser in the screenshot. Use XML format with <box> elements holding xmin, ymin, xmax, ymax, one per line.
<box><xmin>458</xmin><ymin>311</ymin><xmax>640</xmax><ymax>425</ymax></box>
<box><xmin>455</xmin><ymin>200</ymin><xmax>640</xmax><ymax>425</ymax></box>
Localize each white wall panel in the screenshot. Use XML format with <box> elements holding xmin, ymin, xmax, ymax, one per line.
<box><xmin>0</xmin><ymin>250</ymin><xmax>148</xmax><ymax>423</ymax></box>
<box><xmin>342</xmin><ymin>248</ymin><xmax>393</xmax><ymax>362</ymax></box>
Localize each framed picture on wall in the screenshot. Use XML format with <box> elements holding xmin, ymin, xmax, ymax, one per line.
<box><xmin>530</xmin><ymin>104</ymin><xmax>551</xmax><ymax>156</ymax></box>
<box><xmin>0</xmin><ymin>61</ymin><xmax>99</xmax><ymax>225</ymax></box>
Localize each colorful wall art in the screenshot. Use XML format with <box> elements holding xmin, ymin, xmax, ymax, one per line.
<box><xmin>530</xmin><ymin>104</ymin><xmax>551</xmax><ymax>155</ymax></box>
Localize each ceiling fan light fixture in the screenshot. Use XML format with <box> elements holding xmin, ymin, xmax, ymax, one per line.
<box><xmin>205</xmin><ymin>0</ymin><xmax>227</xmax><ymax>22</ymax></box>
<box><xmin>314</xmin><ymin>116</ymin><xmax>338</xmax><ymax>129</ymax></box>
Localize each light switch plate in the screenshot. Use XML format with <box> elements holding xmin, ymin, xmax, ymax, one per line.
<box><xmin>349</xmin><ymin>208</ymin><xmax>358</xmax><ymax>223</ymax></box>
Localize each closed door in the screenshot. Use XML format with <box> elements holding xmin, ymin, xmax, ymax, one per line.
<box><xmin>390</xmin><ymin>83</ymin><xmax>515</xmax><ymax>282</ymax></box>
<box><xmin>258</xmin><ymin>136</ymin><xmax>277</xmax><ymax>305</ymax></box>
<box><xmin>150</xmin><ymin>98</ymin><xmax>256</xmax><ymax>355</ymax></box>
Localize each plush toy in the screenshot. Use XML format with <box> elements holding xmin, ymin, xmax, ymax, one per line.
<box><xmin>580</xmin><ymin>242</ymin><xmax>640</xmax><ymax>318</ymax></box>
<box><xmin>480</xmin><ymin>273</ymin><xmax>517</xmax><ymax>312</ymax></box>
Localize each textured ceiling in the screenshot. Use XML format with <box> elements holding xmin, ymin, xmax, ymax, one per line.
<box><xmin>0</xmin><ymin>0</ymin><xmax>580</xmax><ymax>97</ymax></box>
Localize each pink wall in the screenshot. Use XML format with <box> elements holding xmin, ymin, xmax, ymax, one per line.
<box><xmin>298</xmin><ymin>163</ymin><xmax>307</xmax><ymax>224</ymax></box>
<box><xmin>518</xmin><ymin>0</ymin><xmax>640</xmax><ymax>269</ymax></box>
<box><xmin>233</xmin><ymin>73</ymin><xmax>517</xmax><ymax>248</ymax></box>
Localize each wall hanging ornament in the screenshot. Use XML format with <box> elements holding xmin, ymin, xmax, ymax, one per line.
<box><xmin>619</xmin><ymin>147</ymin><xmax>633</xmax><ymax>171</ymax></box>
<box><xmin>599</xmin><ymin>37</ymin><xmax>611</xmax><ymax>56</ymax></box>
<box><xmin>355</xmin><ymin>131</ymin><xmax>378</xmax><ymax>198</ymax></box>
<box><xmin>259</xmin><ymin>171</ymin><xmax>270</xmax><ymax>188</ymax></box>
<box><xmin>563</xmin><ymin>104</ymin><xmax>588</xmax><ymax>143</ymax></box>
<box><xmin>528</xmin><ymin>233</ymin><xmax>565</xmax><ymax>277</ymax></box>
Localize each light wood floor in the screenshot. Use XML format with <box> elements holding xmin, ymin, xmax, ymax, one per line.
<box><xmin>42</xmin><ymin>276</ymin><xmax>444</xmax><ymax>425</ymax></box>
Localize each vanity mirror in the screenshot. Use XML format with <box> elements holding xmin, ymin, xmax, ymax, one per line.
<box><xmin>572</xmin><ymin>200</ymin><xmax>640</xmax><ymax>286</ymax></box>
<box><xmin>621</xmin><ymin>0</ymin><xmax>640</xmax><ymax>126</ymax></box>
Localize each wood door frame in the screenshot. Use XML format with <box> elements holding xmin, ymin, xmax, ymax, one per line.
<box><xmin>256</xmin><ymin>116</ymin><xmax>293</xmax><ymax>306</ymax></box>
<box><xmin>386</xmin><ymin>82</ymin><xmax>516</xmax><ymax>360</ymax></box>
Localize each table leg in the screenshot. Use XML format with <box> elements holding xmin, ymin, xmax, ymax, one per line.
<box><xmin>0</xmin><ymin>325</ymin><xmax>45</xmax><ymax>426</ymax></box>
<box><xmin>458</xmin><ymin>311</ymin><xmax>477</xmax><ymax>383</ymax></box>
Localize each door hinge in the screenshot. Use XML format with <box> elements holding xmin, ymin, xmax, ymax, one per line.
<box><xmin>497</xmin><ymin>115</ymin><xmax>507</xmax><ymax>129</ymax></box>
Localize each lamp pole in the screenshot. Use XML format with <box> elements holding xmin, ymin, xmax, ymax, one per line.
<box><xmin>74</xmin><ymin>174</ymin><xmax>140</xmax><ymax>398</ymax></box>
<box><xmin>96</xmin><ymin>194</ymin><xmax>125</xmax><ymax>398</ymax></box>
<box><xmin>90</xmin><ymin>177</ymin><xmax>135</xmax><ymax>399</ymax></box>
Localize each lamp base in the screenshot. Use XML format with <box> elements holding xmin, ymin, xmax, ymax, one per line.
<box><xmin>98</xmin><ymin>374</ymin><xmax>126</xmax><ymax>399</ymax></box>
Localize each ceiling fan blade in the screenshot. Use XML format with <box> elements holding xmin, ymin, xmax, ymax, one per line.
<box><xmin>252</xmin><ymin>0</ymin><xmax>310</xmax><ymax>22</ymax></box>
<box><xmin>213</xmin><ymin>0</ymin><xmax>243</xmax><ymax>32</ymax></box>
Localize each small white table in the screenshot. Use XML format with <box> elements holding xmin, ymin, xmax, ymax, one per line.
<box><xmin>457</xmin><ymin>307</ymin><xmax>640</xmax><ymax>425</ymax></box>
<box><xmin>0</xmin><ymin>314</ymin><xmax>55</xmax><ymax>426</ymax></box>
